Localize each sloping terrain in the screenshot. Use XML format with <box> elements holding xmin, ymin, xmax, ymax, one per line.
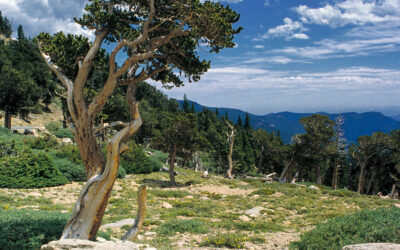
<box><xmin>0</xmin><ymin>168</ymin><xmax>397</xmax><ymax>249</ymax></box>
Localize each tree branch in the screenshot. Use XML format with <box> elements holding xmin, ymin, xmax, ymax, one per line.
<box><xmin>94</xmin><ymin>121</ymin><xmax>128</xmax><ymax>134</ymax></box>
<box><xmin>73</xmin><ymin>29</ymin><xmax>109</xmax><ymax>117</ymax></box>
<box><xmin>38</xmin><ymin>45</ymin><xmax>78</xmax><ymax>123</ymax></box>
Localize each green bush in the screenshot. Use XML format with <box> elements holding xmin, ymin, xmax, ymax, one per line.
<box><xmin>290</xmin><ymin>207</ymin><xmax>400</xmax><ymax>250</ymax></box>
<box><xmin>201</xmin><ymin>233</ymin><xmax>246</xmax><ymax>249</ymax></box>
<box><xmin>0</xmin><ymin>150</ymin><xmax>68</xmax><ymax>188</ymax></box>
<box><xmin>56</xmin><ymin>144</ymin><xmax>82</xmax><ymax>165</ymax></box>
<box><xmin>23</xmin><ymin>134</ymin><xmax>59</xmax><ymax>150</ymax></box>
<box><xmin>156</xmin><ymin>219</ymin><xmax>209</xmax><ymax>236</ymax></box>
<box><xmin>54</xmin><ymin>157</ymin><xmax>86</xmax><ymax>182</ymax></box>
<box><xmin>0</xmin><ymin>209</ymin><xmax>69</xmax><ymax>249</ymax></box>
<box><xmin>45</xmin><ymin>122</ymin><xmax>74</xmax><ymax>139</ymax></box>
<box><xmin>121</xmin><ymin>142</ymin><xmax>162</xmax><ymax>174</ymax></box>
<box><xmin>0</xmin><ymin>209</ymin><xmax>111</xmax><ymax>249</ymax></box>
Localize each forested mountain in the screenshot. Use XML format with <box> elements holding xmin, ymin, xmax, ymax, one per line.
<box><xmin>179</xmin><ymin>100</ymin><xmax>400</xmax><ymax>143</ymax></box>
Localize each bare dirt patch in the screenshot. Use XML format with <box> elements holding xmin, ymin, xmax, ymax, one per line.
<box><xmin>191</xmin><ymin>184</ymin><xmax>254</xmax><ymax>196</ymax></box>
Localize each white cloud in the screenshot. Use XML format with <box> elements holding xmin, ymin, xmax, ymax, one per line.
<box><xmin>295</xmin><ymin>0</ymin><xmax>400</xmax><ymax>28</ymax></box>
<box><xmin>257</xmin><ymin>17</ymin><xmax>309</xmax><ymax>40</ymax></box>
<box><xmin>273</xmin><ymin>32</ymin><xmax>400</xmax><ymax>59</ymax></box>
<box><xmin>151</xmin><ymin>66</ymin><xmax>400</xmax><ymax>114</ymax></box>
<box><xmin>254</xmin><ymin>45</ymin><xmax>265</xmax><ymax>49</ymax></box>
<box><xmin>264</xmin><ymin>0</ymin><xmax>270</xmax><ymax>7</ymax></box>
<box><xmin>0</xmin><ymin>0</ymin><xmax>93</xmax><ymax>38</ymax></box>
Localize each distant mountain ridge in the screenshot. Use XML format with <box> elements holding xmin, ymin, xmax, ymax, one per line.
<box><xmin>179</xmin><ymin>100</ymin><xmax>400</xmax><ymax>143</ymax></box>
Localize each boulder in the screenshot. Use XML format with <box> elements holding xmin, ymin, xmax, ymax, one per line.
<box><xmin>100</xmin><ymin>218</ymin><xmax>135</xmax><ymax>229</ymax></box>
<box><xmin>239</xmin><ymin>215</ymin><xmax>251</xmax><ymax>222</ymax></box>
<box><xmin>342</xmin><ymin>243</ymin><xmax>400</xmax><ymax>250</ymax></box>
<box><xmin>41</xmin><ymin>239</ymin><xmax>139</xmax><ymax>250</ymax></box>
<box><xmin>162</xmin><ymin>202</ymin><xmax>172</xmax><ymax>209</ymax></box>
<box><xmin>245</xmin><ymin>206</ymin><xmax>264</xmax><ymax>218</ymax></box>
<box><xmin>62</xmin><ymin>138</ymin><xmax>73</xmax><ymax>144</ymax></box>
<box><xmin>308</xmin><ymin>185</ymin><xmax>320</xmax><ymax>190</ymax></box>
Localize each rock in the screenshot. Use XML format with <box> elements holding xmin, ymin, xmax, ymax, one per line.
<box><xmin>62</xmin><ymin>138</ymin><xmax>73</xmax><ymax>144</ymax></box>
<box><xmin>96</xmin><ymin>237</ymin><xmax>107</xmax><ymax>243</ymax></box>
<box><xmin>200</xmin><ymin>196</ymin><xmax>210</xmax><ymax>200</ymax></box>
<box><xmin>245</xmin><ymin>206</ymin><xmax>264</xmax><ymax>217</ymax></box>
<box><xmin>342</xmin><ymin>243</ymin><xmax>400</xmax><ymax>250</ymax></box>
<box><xmin>308</xmin><ymin>185</ymin><xmax>320</xmax><ymax>190</ymax></box>
<box><xmin>101</xmin><ymin>218</ymin><xmax>135</xmax><ymax>229</ymax></box>
<box><xmin>162</xmin><ymin>202</ymin><xmax>172</xmax><ymax>209</ymax></box>
<box><xmin>144</xmin><ymin>248</ymin><xmax>157</xmax><ymax>250</ymax></box>
<box><xmin>13</xmin><ymin>129</ymin><xmax>25</xmax><ymax>134</ymax></box>
<box><xmin>41</xmin><ymin>239</ymin><xmax>139</xmax><ymax>250</ymax></box>
<box><xmin>144</xmin><ymin>232</ymin><xmax>157</xmax><ymax>236</ymax></box>
<box><xmin>25</xmin><ymin>128</ymin><xmax>38</xmax><ymax>136</ymax></box>
<box><xmin>239</xmin><ymin>215</ymin><xmax>251</xmax><ymax>222</ymax></box>
<box><xmin>394</xmin><ymin>204</ymin><xmax>400</xmax><ymax>208</ymax></box>
<box><xmin>186</xmin><ymin>195</ymin><xmax>194</xmax><ymax>199</ymax></box>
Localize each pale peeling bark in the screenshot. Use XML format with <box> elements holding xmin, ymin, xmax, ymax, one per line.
<box><xmin>61</xmin><ymin>109</ymin><xmax>142</xmax><ymax>240</ymax></box>
<box><xmin>279</xmin><ymin>157</ymin><xmax>296</xmax><ymax>184</ymax></box>
<box><xmin>122</xmin><ymin>185</ymin><xmax>147</xmax><ymax>241</ymax></box>
<box><xmin>226</xmin><ymin>121</ymin><xmax>235</xmax><ymax>179</ymax></box>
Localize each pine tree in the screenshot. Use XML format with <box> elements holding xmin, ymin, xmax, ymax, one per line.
<box><xmin>183</xmin><ymin>94</ymin><xmax>190</xmax><ymax>113</ymax></box>
<box><xmin>190</xmin><ymin>102</ymin><xmax>195</xmax><ymax>113</ymax></box>
<box><xmin>0</xmin><ymin>11</ymin><xmax>12</xmax><ymax>38</ymax></box>
<box><xmin>237</xmin><ymin>116</ymin><xmax>243</xmax><ymax>127</ymax></box>
<box><xmin>244</xmin><ymin>112</ymin><xmax>251</xmax><ymax>131</ymax></box>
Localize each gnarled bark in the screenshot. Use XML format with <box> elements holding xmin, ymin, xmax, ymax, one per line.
<box><xmin>122</xmin><ymin>185</ymin><xmax>147</xmax><ymax>241</ymax></box>
<box><xmin>279</xmin><ymin>158</ymin><xmax>296</xmax><ymax>184</ymax></box>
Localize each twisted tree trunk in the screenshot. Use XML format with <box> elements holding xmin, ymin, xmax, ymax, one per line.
<box><xmin>279</xmin><ymin>158</ymin><xmax>296</xmax><ymax>184</ymax></box>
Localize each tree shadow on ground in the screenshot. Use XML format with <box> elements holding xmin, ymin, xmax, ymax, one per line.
<box><xmin>140</xmin><ymin>178</ymin><xmax>199</xmax><ymax>188</ymax></box>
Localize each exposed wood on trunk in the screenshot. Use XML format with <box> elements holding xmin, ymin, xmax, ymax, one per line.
<box><xmin>121</xmin><ymin>185</ymin><xmax>147</xmax><ymax>241</ymax></box>
<box><xmin>390</xmin><ymin>184</ymin><xmax>397</xmax><ymax>199</ymax></box>
<box><xmin>226</xmin><ymin>121</ymin><xmax>235</xmax><ymax>179</ymax></box>
<box><xmin>279</xmin><ymin>157</ymin><xmax>296</xmax><ymax>184</ymax></box>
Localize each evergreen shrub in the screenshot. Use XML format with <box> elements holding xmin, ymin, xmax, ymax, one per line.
<box><xmin>121</xmin><ymin>142</ymin><xmax>162</xmax><ymax>174</ymax></box>
<box><xmin>0</xmin><ymin>150</ymin><xmax>68</xmax><ymax>188</ymax></box>
<box><xmin>0</xmin><ymin>209</ymin><xmax>69</xmax><ymax>250</ymax></box>
<box><xmin>290</xmin><ymin>207</ymin><xmax>400</xmax><ymax>250</ymax></box>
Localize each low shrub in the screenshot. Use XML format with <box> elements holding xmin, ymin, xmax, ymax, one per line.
<box><xmin>45</xmin><ymin>122</ymin><xmax>74</xmax><ymax>139</ymax></box>
<box><xmin>201</xmin><ymin>233</ymin><xmax>246</xmax><ymax>249</ymax></box>
<box><xmin>56</xmin><ymin>144</ymin><xmax>82</xmax><ymax>165</ymax></box>
<box><xmin>0</xmin><ymin>150</ymin><xmax>68</xmax><ymax>188</ymax></box>
<box><xmin>0</xmin><ymin>209</ymin><xmax>69</xmax><ymax>249</ymax></box>
<box><xmin>54</xmin><ymin>157</ymin><xmax>86</xmax><ymax>182</ymax></box>
<box><xmin>250</xmin><ymin>188</ymin><xmax>276</xmax><ymax>196</ymax></box>
<box><xmin>23</xmin><ymin>134</ymin><xmax>59</xmax><ymax>150</ymax></box>
<box><xmin>0</xmin><ymin>209</ymin><xmax>112</xmax><ymax>249</ymax></box>
<box><xmin>290</xmin><ymin>207</ymin><xmax>400</xmax><ymax>250</ymax></box>
<box><xmin>121</xmin><ymin>142</ymin><xmax>162</xmax><ymax>174</ymax></box>
<box><xmin>156</xmin><ymin>219</ymin><xmax>209</xmax><ymax>236</ymax></box>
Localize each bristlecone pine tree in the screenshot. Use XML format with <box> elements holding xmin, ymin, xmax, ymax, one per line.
<box><xmin>38</xmin><ymin>0</ymin><xmax>241</xmax><ymax>241</ymax></box>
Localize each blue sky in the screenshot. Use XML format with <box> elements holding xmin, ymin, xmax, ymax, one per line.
<box><xmin>1</xmin><ymin>0</ymin><xmax>400</xmax><ymax>115</ymax></box>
